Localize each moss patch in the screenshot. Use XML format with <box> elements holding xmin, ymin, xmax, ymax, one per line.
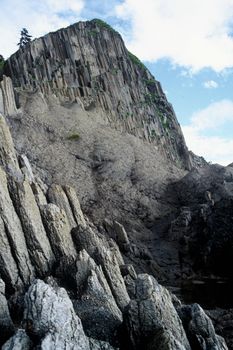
<box><xmin>66</xmin><ymin>133</ymin><xmax>80</xmax><ymax>141</ymax></box>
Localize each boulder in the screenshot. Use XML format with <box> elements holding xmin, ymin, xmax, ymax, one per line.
<box><xmin>24</xmin><ymin>279</ymin><xmax>90</xmax><ymax>349</ymax></box>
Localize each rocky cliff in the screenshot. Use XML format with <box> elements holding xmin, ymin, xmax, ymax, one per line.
<box><xmin>0</xmin><ymin>19</ymin><xmax>232</xmax><ymax>349</ymax></box>
<box><xmin>4</xmin><ymin>19</ymin><xmax>191</xmax><ymax>170</ymax></box>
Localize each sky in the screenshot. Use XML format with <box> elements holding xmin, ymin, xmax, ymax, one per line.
<box><xmin>1</xmin><ymin>0</ymin><xmax>233</xmax><ymax>165</ymax></box>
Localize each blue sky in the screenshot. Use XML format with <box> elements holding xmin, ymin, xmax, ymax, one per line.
<box><xmin>1</xmin><ymin>0</ymin><xmax>233</xmax><ymax>165</ymax></box>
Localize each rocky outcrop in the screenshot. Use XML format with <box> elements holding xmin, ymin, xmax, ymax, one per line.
<box><xmin>0</xmin><ymin>76</ymin><xmax>18</xmax><ymax>116</ymax></box>
<box><xmin>23</xmin><ymin>279</ymin><xmax>90</xmax><ymax>349</ymax></box>
<box><xmin>2</xmin><ymin>330</ymin><xmax>32</xmax><ymax>350</ymax></box>
<box><xmin>5</xmin><ymin>20</ymin><xmax>191</xmax><ymax>170</ymax></box>
<box><xmin>0</xmin><ymin>279</ymin><xmax>14</xmax><ymax>345</ymax></box>
<box><xmin>178</xmin><ymin>304</ymin><xmax>227</xmax><ymax>350</ymax></box>
<box><xmin>0</xmin><ymin>17</ymin><xmax>232</xmax><ymax>350</ymax></box>
<box><xmin>123</xmin><ymin>274</ymin><xmax>191</xmax><ymax>350</ymax></box>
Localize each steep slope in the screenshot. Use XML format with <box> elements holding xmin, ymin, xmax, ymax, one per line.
<box><xmin>4</xmin><ymin>19</ymin><xmax>191</xmax><ymax>170</ymax></box>
<box><xmin>0</xmin><ymin>104</ymin><xmax>227</xmax><ymax>349</ymax></box>
<box><xmin>0</xmin><ymin>18</ymin><xmax>233</xmax><ymax>349</ymax></box>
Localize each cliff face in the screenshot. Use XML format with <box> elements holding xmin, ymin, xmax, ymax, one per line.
<box><xmin>4</xmin><ymin>19</ymin><xmax>191</xmax><ymax>169</ymax></box>
<box><xmin>0</xmin><ymin>19</ymin><xmax>232</xmax><ymax>349</ymax></box>
<box><xmin>0</xmin><ymin>108</ymin><xmax>228</xmax><ymax>349</ymax></box>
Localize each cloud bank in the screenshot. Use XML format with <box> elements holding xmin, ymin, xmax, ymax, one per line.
<box><xmin>116</xmin><ymin>0</ymin><xmax>233</xmax><ymax>72</ymax></box>
<box><xmin>0</xmin><ymin>0</ymin><xmax>85</xmax><ymax>58</ymax></box>
<box><xmin>182</xmin><ymin>100</ymin><xmax>233</xmax><ymax>165</ymax></box>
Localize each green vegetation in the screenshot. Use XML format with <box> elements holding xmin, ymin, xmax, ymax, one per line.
<box><xmin>142</xmin><ymin>92</ymin><xmax>159</xmax><ymax>106</ymax></box>
<box><xmin>111</xmin><ymin>68</ymin><xmax>119</xmax><ymax>75</ymax></box>
<box><xmin>66</xmin><ymin>133</ymin><xmax>80</xmax><ymax>141</ymax></box>
<box><xmin>150</xmin><ymin>129</ymin><xmax>157</xmax><ymax>140</ymax></box>
<box><xmin>0</xmin><ymin>60</ymin><xmax>4</xmax><ymax>73</ymax></box>
<box><xmin>127</xmin><ymin>51</ymin><xmax>147</xmax><ymax>71</ymax></box>
<box><xmin>0</xmin><ymin>55</ymin><xmax>5</xmax><ymax>77</ymax></box>
<box><xmin>91</xmin><ymin>19</ymin><xmax>117</xmax><ymax>33</ymax></box>
<box><xmin>88</xmin><ymin>29</ymin><xmax>98</xmax><ymax>37</ymax></box>
<box><xmin>144</xmin><ymin>78</ymin><xmax>156</xmax><ymax>88</ymax></box>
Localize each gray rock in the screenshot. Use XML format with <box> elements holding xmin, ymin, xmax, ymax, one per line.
<box><xmin>2</xmin><ymin>329</ymin><xmax>32</xmax><ymax>350</ymax></box>
<box><xmin>0</xmin><ymin>216</ymin><xmax>22</xmax><ymax>290</ymax></box>
<box><xmin>73</xmin><ymin>225</ymin><xmax>130</xmax><ymax>311</ymax></box>
<box><xmin>18</xmin><ymin>154</ymin><xmax>34</xmax><ymax>183</ymax></box>
<box><xmin>0</xmin><ymin>279</ymin><xmax>14</xmax><ymax>344</ymax></box>
<box><xmin>113</xmin><ymin>221</ymin><xmax>130</xmax><ymax>250</ymax></box>
<box><xmin>123</xmin><ymin>274</ymin><xmax>191</xmax><ymax>350</ymax></box>
<box><xmin>8</xmin><ymin>176</ymin><xmax>55</xmax><ymax>276</ymax></box>
<box><xmin>24</xmin><ymin>279</ymin><xmax>90</xmax><ymax>349</ymax></box>
<box><xmin>0</xmin><ymin>76</ymin><xmax>18</xmax><ymax>116</ymax></box>
<box><xmin>64</xmin><ymin>185</ymin><xmax>87</xmax><ymax>229</ymax></box>
<box><xmin>0</xmin><ymin>166</ymin><xmax>34</xmax><ymax>286</ymax></box>
<box><xmin>47</xmin><ymin>183</ymin><xmax>77</xmax><ymax>228</ymax></box>
<box><xmin>0</xmin><ymin>114</ymin><xmax>19</xmax><ymax>171</ymax></box>
<box><xmin>74</xmin><ymin>250</ymin><xmax>122</xmax><ymax>343</ymax></box>
<box><xmin>89</xmin><ymin>338</ymin><xmax>119</xmax><ymax>350</ymax></box>
<box><xmin>178</xmin><ymin>303</ymin><xmax>228</xmax><ymax>350</ymax></box>
<box><xmin>41</xmin><ymin>203</ymin><xmax>77</xmax><ymax>260</ymax></box>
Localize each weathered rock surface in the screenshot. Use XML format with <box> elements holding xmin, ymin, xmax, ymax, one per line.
<box><xmin>73</xmin><ymin>225</ymin><xmax>130</xmax><ymax>311</ymax></box>
<box><xmin>2</xmin><ymin>329</ymin><xmax>32</xmax><ymax>350</ymax></box>
<box><xmin>23</xmin><ymin>279</ymin><xmax>90</xmax><ymax>349</ymax></box>
<box><xmin>0</xmin><ymin>279</ymin><xmax>14</xmax><ymax>345</ymax></box>
<box><xmin>41</xmin><ymin>203</ymin><xmax>77</xmax><ymax>260</ymax></box>
<box><xmin>178</xmin><ymin>303</ymin><xmax>228</xmax><ymax>350</ymax></box>
<box><xmin>123</xmin><ymin>274</ymin><xmax>191</xmax><ymax>350</ymax></box>
<box><xmin>5</xmin><ymin>20</ymin><xmax>191</xmax><ymax>170</ymax></box>
<box><xmin>0</xmin><ymin>18</ymin><xmax>231</xmax><ymax>350</ymax></box>
<box><xmin>0</xmin><ymin>166</ymin><xmax>34</xmax><ymax>287</ymax></box>
<box><xmin>8</xmin><ymin>176</ymin><xmax>55</xmax><ymax>276</ymax></box>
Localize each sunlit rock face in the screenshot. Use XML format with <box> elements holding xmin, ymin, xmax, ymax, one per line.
<box><xmin>5</xmin><ymin>19</ymin><xmax>191</xmax><ymax>170</ymax></box>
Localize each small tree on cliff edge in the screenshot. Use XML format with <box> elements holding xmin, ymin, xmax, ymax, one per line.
<box><xmin>17</xmin><ymin>28</ymin><xmax>32</xmax><ymax>48</ymax></box>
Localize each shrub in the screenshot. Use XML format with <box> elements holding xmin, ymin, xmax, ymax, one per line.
<box><xmin>91</xmin><ymin>19</ymin><xmax>117</xmax><ymax>33</ymax></box>
<box><xmin>127</xmin><ymin>51</ymin><xmax>147</xmax><ymax>71</ymax></box>
<box><xmin>66</xmin><ymin>133</ymin><xmax>80</xmax><ymax>141</ymax></box>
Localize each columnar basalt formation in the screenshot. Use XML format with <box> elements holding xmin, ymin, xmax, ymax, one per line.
<box><xmin>4</xmin><ymin>20</ymin><xmax>191</xmax><ymax>169</ymax></box>
<box><xmin>0</xmin><ymin>19</ymin><xmax>232</xmax><ymax>349</ymax></box>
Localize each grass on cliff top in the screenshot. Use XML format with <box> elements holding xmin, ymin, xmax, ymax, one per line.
<box><xmin>91</xmin><ymin>19</ymin><xmax>118</xmax><ymax>34</ymax></box>
<box><xmin>0</xmin><ymin>59</ymin><xmax>5</xmax><ymax>79</ymax></box>
<box><xmin>127</xmin><ymin>51</ymin><xmax>147</xmax><ymax>71</ymax></box>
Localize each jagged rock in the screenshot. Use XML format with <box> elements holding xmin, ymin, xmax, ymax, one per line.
<box><xmin>41</xmin><ymin>203</ymin><xmax>77</xmax><ymax>260</ymax></box>
<box><xmin>0</xmin><ymin>215</ymin><xmax>23</xmax><ymax>290</ymax></box>
<box><xmin>0</xmin><ymin>166</ymin><xmax>34</xmax><ymax>286</ymax></box>
<box><xmin>8</xmin><ymin>176</ymin><xmax>55</xmax><ymax>276</ymax></box>
<box><xmin>207</xmin><ymin>308</ymin><xmax>233</xmax><ymax>350</ymax></box>
<box><xmin>2</xmin><ymin>329</ymin><xmax>32</xmax><ymax>350</ymax></box>
<box><xmin>178</xmin><ymin>303</ymin><xmax>228</xmax><ymax>350</ymax></box>
<box><xmin>123</xmin><ymin>274</ymin><xmax>191</xmax><ymax>350</ymax></box>
<box><xmin>31</xmin><ymin>180</ymin><xmax>48</xmax><ymax>206</ymax></box>
<box><xmin>18</xmin><ymin>154</ymin><xmax>34</xmax><ymax>183</ymax></box>
<box><xmin>74</xmin><ymin>268</ymin><xmax>122</xmax><ymax>344</ymax></box>
<box><xmin>5</xmin><ymin>21</ymin><xmax>191</xmax><ymax>170</ymax></box>
<box><xmin>73</xmin><ymin>225</ymin><xmax>130</xmax><ymax>311</ymax></box>
<box><xmin>24</xmin><ymin>279</ymin><xmax>90</xmax><ymax>349</ymax></box>
<box><xmin>64</xmin><ymin>185</ymin><xmax>87</xmax><ymax>228</ymax></box>
<box><xmin>113</xmin><ymin>221</ymin><xmax>130</xmax><ymax>251</ymax></box>
<box><xmin>0</xmin><ymin>279</ymin><xmax>15</xmax><ymax>345</ymax></box>
<box><xmin>89</xmin><ymin>338</ymin><xmax>119</xmax><ymax>350</ymax></box>
<box><xmin>47</xmin><ymin>183</ymin><xmax>77</xmax><ymax>228</ymax></box>
<box><xmin>73</xmin><ymin>250</ymin><xmax>122</xmax><ymax>343</ymax></box>
<box><xmin>0</xmin><ymin>76</ymin><xmax>18</xmax><ymax>116</ymax></box>
<box><xmin>0</xmin><ymin>114</ymin><xmax>19</xmax><ymax>171</ymax></box>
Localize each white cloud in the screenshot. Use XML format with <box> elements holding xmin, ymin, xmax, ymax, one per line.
<box><xmin>203</xmin><ymin>80</ymin><xmax>218</xmax><ymax>89</ymax></box>
<box><xmin>115</xmin><ymin>0</ymin><xmax>233</xmax><ymax>72</ymax></box>
<box><xmin>0</xmin><ymin>0</ymin><xmax>85</xmax><ymax>58</ymax></box>
<box><xmin>182</xmin><ymin>100</ymin><xmax>233</xmax><ymax>165</ymax></box>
